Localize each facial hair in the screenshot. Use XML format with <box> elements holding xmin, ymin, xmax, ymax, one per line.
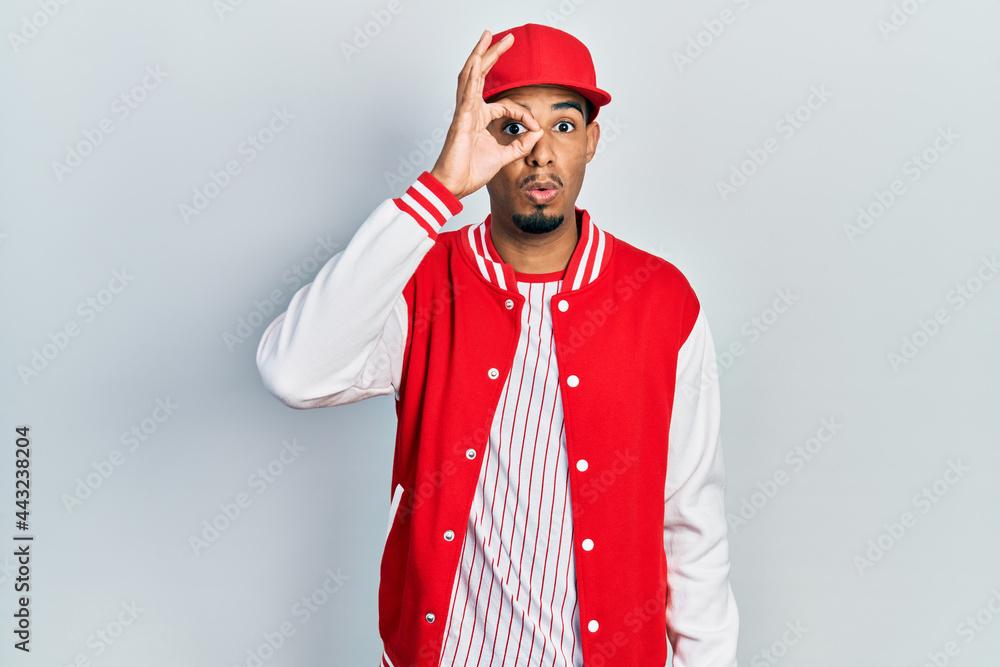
<box><xmin>512</xmin><ymin>206</ymin><xmax>564</xmax><ymax>235</ymax></box>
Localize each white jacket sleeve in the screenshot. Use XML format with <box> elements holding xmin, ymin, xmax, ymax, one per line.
<box><xmin>664</xmin><ymin>307</ymin><xmax>740</xmax><ymax>666</ymax></box>
<box><xmin>255</xmin><ymin>172</ymin><xmax>463</xmax><ymax>409</ymax></box>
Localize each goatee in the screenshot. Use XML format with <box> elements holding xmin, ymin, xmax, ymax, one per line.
<box><xmin>512</xmin><ymin>207</ymin><xmax>564</xmax><ymax>235</ymax></box>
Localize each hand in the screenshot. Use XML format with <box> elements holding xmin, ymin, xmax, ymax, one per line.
<box><xmin>430</xmin><ymin>30</ymin><xmax>542</xmax><ymax>200</ymax></box>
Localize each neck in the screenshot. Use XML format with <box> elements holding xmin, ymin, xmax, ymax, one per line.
<box><xmin>489</xmin><ymin>208</ymin><xmax>581</xmax><ymax>275</ymax></box>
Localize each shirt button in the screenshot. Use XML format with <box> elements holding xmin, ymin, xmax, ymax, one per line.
<box><xmin>488</xmin><ymin>368</ymin><xmax>499</xmax><ymax>379</ymax></box>
<box><xmin>567</xmin><ymin>375</ymin><xmax>579</xmax><ymax>387</ymax></box>
<box><xmin>558</xmin><ymin>299</ymin><xmax>568</xmax><ymax>312</ymax></box>
<box><xmin>576</xmin><ymin>459</ymin><xmax>588</xmax><ymax>472</ymax></box>
<box><xmin>444</xmin><ymin>530</ymin><xmax>455</xmax><ymax>541</ymax></box>
<box><xmin>582</xmin><ymin>538</ymin><xmax>594</xmax><ymax>551</ymax></box>
<box><xmin>466</xmin><ymin>448</ymin><xmax>477</xmax><ymax>460</ymax></box>
<box><xmin>588</xmin><ymin>619</ymin><xmax>599</xmax><ymax>632</ymax></box>
<box><xmin>426</xmin><ymin>612</ymin><xmax>436</xmax><ymax>623</ymax></box>
<box><xmin>505</xmin><ymin>298</ymin><xmax>514</xmax><ymax>310</ymax></box>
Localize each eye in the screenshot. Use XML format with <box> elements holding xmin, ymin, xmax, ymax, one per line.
<box><xmin>556</xmin><ymin>121</ymin><xmax>575</xmax><ymax>133</ymax></box>
<box><xmin>502</xmin><ymin>122</ymin><xmax>526</xmax><ymax>136</ymax></box>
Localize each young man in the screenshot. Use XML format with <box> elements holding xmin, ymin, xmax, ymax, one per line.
<box><xmin>256</xmin><ymin>23</ymin><xmax>739</xmax><ymax>667</ymax></box>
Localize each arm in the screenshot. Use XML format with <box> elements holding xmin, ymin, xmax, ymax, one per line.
<box><xmin>664</xmin><ymin>305</ymin><xmax>740</xmax><ymax>666</ymax></box>
<box><xmin>256</xmin><ymin>29</ymin><xmax>544</xmax><ymax>410</ymax></box>
<box><xmin>255</xmin><ymin>172</ymin><xmax>461</xmax><ymax>409</ymax></box>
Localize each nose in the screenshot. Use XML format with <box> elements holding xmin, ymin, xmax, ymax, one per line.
<box><xmin>526</xmin><ymin>128</ymin><xmax>555</xmax><ymax>166</ymax></box>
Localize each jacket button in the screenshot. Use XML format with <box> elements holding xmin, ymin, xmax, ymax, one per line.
<box><xmin>444</xmin><ymin>530</ymin><xmax>455</xmax><ymax>541</ymax></box>
<box><xmin>426</xmin><ymin>612</ymin><xmax>436</xmax><ymax>623</ymax></box>
<box><xmin>576</xmin><ymin>459</ymin><xmax>588</xmax><ymax>471</ymax></box>
<box><xmin>466</xmin><ymin>448</ymin><xmax>477</xmax><ymax>460</ymax></box>
<box><xmin>588</xmin><ymin>619</ymin><xmax>599</xmax><ymax>632</ymax></box>
<box><xmin>505</xmin><ymin>298</ymin><xmax>514</xmax><ymax>310</ymax></box>
<box><xmin>567</xmin><ymin>375</ymin><xmax>579</xmax><ymax>387</ymax></box>
<box><xmin>582</xmin><ymin>538</ymin><xmax>594</xmax><ymax>551</ymax></box>
<box><xmin>558</xmin><ymin>299</ymin><xmax>568</xmax><ymax>312</ymax></box>
<box><xmin>488</xmin><ymin>368</ymin><xmax>500</xmax><ymax>379</ymax></box>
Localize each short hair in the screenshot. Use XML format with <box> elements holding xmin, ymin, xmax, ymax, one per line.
<box><xmin>584</xmin><ymin>98</ymin><xmax>594</xmax><ymax>124</ymax></box>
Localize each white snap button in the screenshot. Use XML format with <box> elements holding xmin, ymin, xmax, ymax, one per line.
<box><xmin>558</xmin><ymin>299</ymin><xmax>568</xmax><ymax>312</ymax></box>
<box><xmin>426</xmin><ymin>612</ymin><xmax>436</xmax><ymax>623</ymax></box>
<box><xmin>505</xmin><ymin>298</ymin><xmax>514</xmax><ymax>310</ymax></box>
<box><xmin>576</xmin><ymin>459</ymin><xmax>588</xmax><ymax>472</ymax></box>
<box><xmin>567</xmin><ymin>375</ymin><xmax>579</xmax><ymax>387</ymax></box>
<box><xmin>488</xmin><ymin>368</ymin><xmax>499</xmax><ymax>379</ymax></box>
<box><xmin>444</xmin><ymin>530</ymin><xmax>455</xmax><ymax>541</ymax></box>
<box><xmin>582</xmin><ymin>538</ymin><xmax>594</xmax><ymax>551</ymax></box>
<box><xmin>466</xmin><ymin>448</ymin><xmax>477</xmax><ymax>460</ymax></box>
<box><xmin>588</xmin><ymin>619</ymin><xmax>599</xmax><ymax>632</ymax></box>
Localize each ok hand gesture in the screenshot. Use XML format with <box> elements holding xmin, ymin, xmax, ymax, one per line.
<box><xmin>430</xmin><ymin>31</ymin><xmax>542</xmax><ymax>200</ymax></box>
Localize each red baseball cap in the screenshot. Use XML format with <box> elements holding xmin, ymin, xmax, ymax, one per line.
<box><xmin>482</xmin><ymin>23</ymin><xmax>611</xmax><ymax>122</ymax></box>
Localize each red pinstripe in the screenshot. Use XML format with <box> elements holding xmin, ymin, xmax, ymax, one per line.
<box><xmin>438</xmin><ymin>277</ymin><xmax>583</xmax><ymax>667</ymax></box>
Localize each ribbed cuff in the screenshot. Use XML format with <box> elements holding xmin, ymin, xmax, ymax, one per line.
<box><xmin>392</xmin><ymin>171</ymin><xmax>463</xmax><ymax>240</ymax></box>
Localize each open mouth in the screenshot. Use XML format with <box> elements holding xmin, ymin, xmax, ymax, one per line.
<box><xmin>524</xmin><ymin>181</ymin><xmax>560</xmax><ymax>205</ymax></box>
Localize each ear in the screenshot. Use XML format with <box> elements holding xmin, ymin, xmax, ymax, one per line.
<box><xmin>585</xmin><ymin>120</ymin><xmax>600</xmax><ymax>163</ymax></box>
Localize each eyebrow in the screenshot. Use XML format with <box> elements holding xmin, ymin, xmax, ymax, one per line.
<box><xmin>515</xmin><ymin>100</ymin><xmax>585</xmax><ymax>119</ymax></box>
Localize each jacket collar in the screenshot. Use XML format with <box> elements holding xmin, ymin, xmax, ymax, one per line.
<box><xmin>459</xmin><ymin>207</ymin><xmax>612</xmax><ymax>293</ymax></box>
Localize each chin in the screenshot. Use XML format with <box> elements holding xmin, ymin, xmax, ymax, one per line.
<box><xmin>512</xmin><ymin>207</ymin><xmax>565</xmax><ymax>235</ymax></box>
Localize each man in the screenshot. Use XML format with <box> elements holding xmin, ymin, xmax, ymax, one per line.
<box><xmin>256</xmin><ymin>23</ymin><xmax>739</xmax><ymax>667</ymax></box>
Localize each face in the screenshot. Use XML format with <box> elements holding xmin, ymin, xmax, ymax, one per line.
<box><xmin>485</xmin><ymin>85</ymin><xmax>600</xmax><ymax>235</ymax></box>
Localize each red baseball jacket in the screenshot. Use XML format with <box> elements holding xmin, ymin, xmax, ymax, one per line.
<box><xmin>256</xmin><ymin>171</ymin><xmax>739</xmax><ymax>666</ymax></box>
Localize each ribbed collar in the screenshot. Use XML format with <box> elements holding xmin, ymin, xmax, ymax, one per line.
<box><xmin>460</xmin><ymin>207</ymin><xmax>612</xmax><ymax>293</ymax></box>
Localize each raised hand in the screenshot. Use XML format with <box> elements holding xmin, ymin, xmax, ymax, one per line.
<box><xmin>430</xmin><ymin>30</ymin><xmax>542</xmax><ymax>200</ymax></box>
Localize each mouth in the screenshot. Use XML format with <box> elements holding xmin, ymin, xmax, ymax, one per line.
<box><xmin>523</xmin><ymin>180</ymin><xmax>560</xmax><ymax>205</ymax></box>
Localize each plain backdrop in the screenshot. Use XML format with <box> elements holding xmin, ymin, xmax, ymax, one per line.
<box><xmin>2</xmin><ymin>0</ymin><xmax>999</xmax><ymax>665</ymax></box>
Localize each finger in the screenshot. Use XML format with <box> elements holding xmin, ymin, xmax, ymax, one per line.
<box><xmin>457</xmin><ymin>31</ymin><xmax>492</xmax><ymax>107</ymax></box>
<box><xmin>479</xmin><ymin>33</ymin><xmax>514</xmax><ymax>78</ymax></box>
<box><xmin>465</xmin><ymin>34</ymin><xmax>507</xmax><ymax>105</ymax></box>
<box><xmin>487</xmin><ymin>100</ymin><xmax>540</xmax><ymax>132</ymax></box>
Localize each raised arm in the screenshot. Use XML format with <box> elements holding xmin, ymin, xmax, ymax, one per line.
<box><xmin>255</xmin><ymin>174</ymin><xmax>461</xmax><ymax>408</ymax></box>
<box><xmin>256</xmin><ymin>29</ymin><xmax>544</xmax><ymax>409</ymax></box>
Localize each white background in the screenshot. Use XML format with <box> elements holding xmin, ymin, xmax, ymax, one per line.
<box><xmin>2</xmin><ymin>0</ymin><xmax>999</xmax><ymax>665</ymax></box>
